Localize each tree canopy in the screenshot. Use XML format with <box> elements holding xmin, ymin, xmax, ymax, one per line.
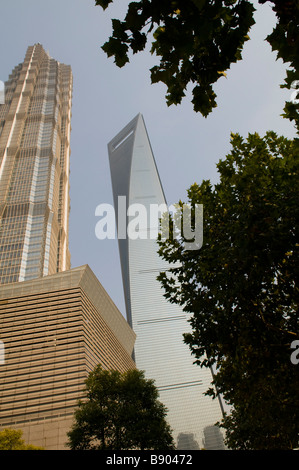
<box><xmin>0</xmin><ymin>428</ymin><xmax>43</xmax><ymax>450</ymax></box>
<box><xmin>95</xmin><ymin>0</ymin><xmax>299</xmax><ymax>123</ymax></box>
<box><xmin>157</xmin><ymin>131</ymin><xmax>299</xmax><ymax>449</ymax></box>
<box><xmin>67</xmin><ymin>366</ymin><xmax>175</xmax><ymax>450</ymax></box>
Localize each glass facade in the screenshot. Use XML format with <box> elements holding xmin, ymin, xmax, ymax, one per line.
<box><xmin>0</xmin><ymin>44</ymin><xmax>72</xmax><ymax>284</ymax></box>
<box><xmin>108</xmin><ymin>114</ymin><xmax>226</xmax><ymax>449</ymax></box>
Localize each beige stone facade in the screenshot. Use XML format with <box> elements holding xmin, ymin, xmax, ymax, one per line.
<box><xmin>0</xmin><ymin>265</ymin><xmax>136</xmax><ymax>449</ymax></box>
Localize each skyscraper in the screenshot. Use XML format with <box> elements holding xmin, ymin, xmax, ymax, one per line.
<box><xmin>108</xmin><ymin>113</ymin><xmax>225</xmax><ymax>449</ymax></box>
<box><xmin>0</xmin><ymin>43</ymin><xmax>72</xmax><ymax>284</ymax></box>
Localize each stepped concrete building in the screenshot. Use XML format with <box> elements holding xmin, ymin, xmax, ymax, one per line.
<box><xmin>108</xmin><ymin>114</ymin><xmax>226</xmax><ymax>450</ymax></box>
<box><xmin>0</xmin><ymin>265</ymin><xmax>136</xmax><ymax>449</ymax></box>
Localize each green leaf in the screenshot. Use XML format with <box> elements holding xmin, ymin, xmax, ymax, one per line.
<box><xmin>95</xmin><ymin>0</ymin><xmax>113</xmax><ymax>11</ymax></box>
<box><xmin>111</xmin><ymin>18</ymin><xmax>128</xmax><ymax>41</ymax></box>
<box><xmin>191</xmin><ymin>85</ymin><xmax>217</xmax><ymax>116</ymax></box>
<box><xmin>130</xmin><ymin>31</ymin><xmax>147</xmax><ymax>54</ymax></box>
<box><xmin>102</xmin><ymin>38</ymin><xmax>129</xmax><ymax>67</ymax></box>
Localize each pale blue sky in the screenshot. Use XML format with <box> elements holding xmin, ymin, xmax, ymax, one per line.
<box><xmin>0</xmin><ymin>0</ymin><xmax>296</xmax><ymax>316</ymax></box>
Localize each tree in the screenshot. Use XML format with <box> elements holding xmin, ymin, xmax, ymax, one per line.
<box><xmin>156</xmin><ymin>131</ymin><xmax>299</xmax><ymax>449</ymax></box>
<box><xmin>67</xmin><ymin>366</ymin><xmax>175</xmax><ymax>450</ymax></box>
<box><xmin>0</xmin><ymin>428</ymin><xmax>43</xmax><ymax>450</ymax></box>
<box><xmin>95</xmin><ymin>0</ymin><xmax>299</xmax><ymax>124</ymax></box>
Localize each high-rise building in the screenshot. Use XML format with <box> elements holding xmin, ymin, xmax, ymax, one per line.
<box><xmin>108</xmin><ymin>113</ymin><xmax>225</xmax><ymax>450</ymax></box>
<box><xmin>0</xmin><ymin>265</ymin><xmax>136</xmax><ymax>449</ymax></box>
<box><xmin>0</xmin><ymin>43</ymin><xmax>72</xmax><ymax>284</ymax></box>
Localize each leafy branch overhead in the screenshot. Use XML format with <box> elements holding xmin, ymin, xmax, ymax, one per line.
<box><xmin>95</xmin><ymin>0</ymin><xmax>299</xmax><ymax>120</ymax></box>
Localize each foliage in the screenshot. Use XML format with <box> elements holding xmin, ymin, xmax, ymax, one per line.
<box><xmin>262</xmin><ymin>0</ymin><xmax>299</xmax><ymax>130</ymax></box>
<box><xmin>95</xmin><ymin>0</ymin><xmax>299</xmax><ymax>122</ymax></box>
<box><xmin>0</xmin><ymin>428</ymin><xmax>44</xmax><ymax>450</ymax></box>
<box><xmin>67</xmin><ymin>366</ymin><xmax>175</xmax><ymax>450</ymax></box>
<box><xmin>157</xmin><ymin>131</ymin><xmax>299</xmax><ymax>449</ymax></box>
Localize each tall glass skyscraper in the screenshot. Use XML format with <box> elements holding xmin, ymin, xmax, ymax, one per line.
<box><xmin>108</xmin><ymin>114</ymin><xmax>226</xmax><ymax>450</ymax></box>
<box><xmin>0</xmin><ymin>44</ymin><xmax>72</xmax><ymax>284</ymax></box>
